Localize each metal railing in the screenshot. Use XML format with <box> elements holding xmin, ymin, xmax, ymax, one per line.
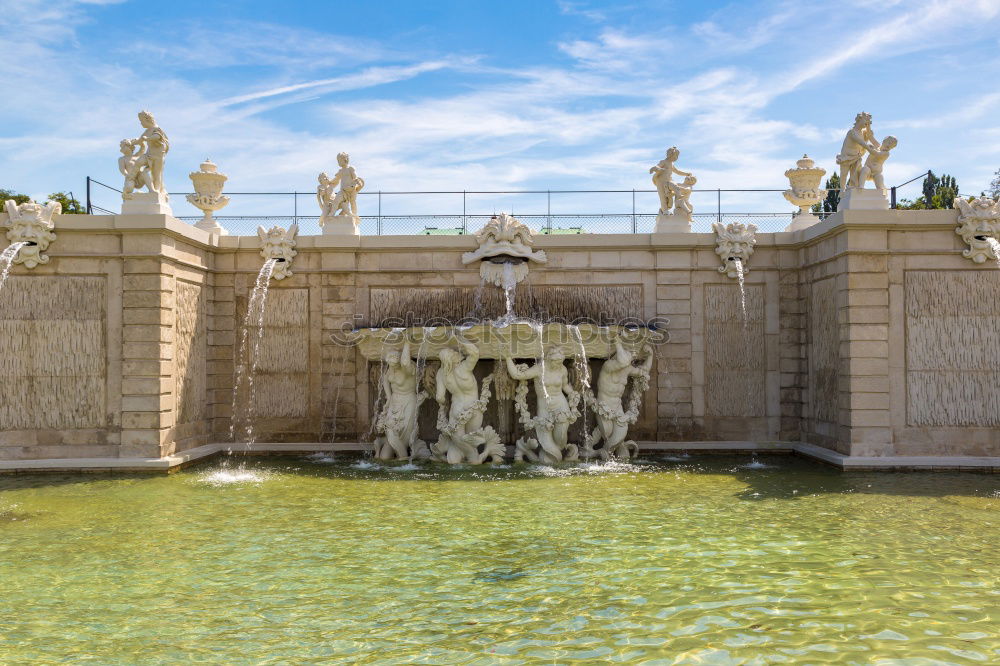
<box><xmin>84</xmin><ymin>173</ymin><xmax>929</xmax><ymax>235</ymax></box>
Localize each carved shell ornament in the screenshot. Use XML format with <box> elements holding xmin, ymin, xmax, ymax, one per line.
<box><xmin>461</xmin><ymin>213</ymin><xmax>548</xmax><ymax>287</ymax></box>
<box><xmin>954</xmin><ymin>197</ymin><xmax>1000</xmax><ymax>264</ymax></box>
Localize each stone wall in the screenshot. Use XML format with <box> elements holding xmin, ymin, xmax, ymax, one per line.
<box><xmin>1</xmin><ymin>208</ymin><xmax>997</xmax><ymax>460</ymax></box>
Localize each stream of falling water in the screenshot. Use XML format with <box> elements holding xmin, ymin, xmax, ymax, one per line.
<box><xmin>733</xmin><ymin>258</ymin><xmax>748</xmax><ymax>325</ymax></box>
<box><xmin>327</xmin><ymin>343</ymin><xmax>351</xmax><ymax>444</ymax></box>
<box><xmin>411</xmin><ymin>327</ymin><xmax>434</xmax><ymax>452</ymax></box>
<box><xmin>986</xmin><ymin>237</ymin><xmax>1000</xmax><ymax>270</ymax></box>
<box><xmin>229</xmin><ymin>258</ymin><xmax>278</xmax><ymax>453</ymax></box>
<box><xmin>0</xmin><ymin>242</ymin><xmax>28</xmax><ymax>295</ymax></box>
<box><xmin>500</xmin><ymin>262</ymin><xmax>518</xmax><ymax>325</ymax></box>
<box><xmin>569</xmin><ymin>324</ymin><xmax>591</xmax><ymax>443</ymax></box>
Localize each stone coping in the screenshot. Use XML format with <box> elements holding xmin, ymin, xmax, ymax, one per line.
<box><xmin>7</xmin><ymin>208</ymin><xmax>959</xmax><ymax>254</ymax></box>
<box><xmin>2</xmin><ymin>441</ymin><xmax>996</xmax><ymax>474</ymax></box>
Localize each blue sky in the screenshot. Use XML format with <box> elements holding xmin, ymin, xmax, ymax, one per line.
<box><xmin>2</xmin><ymin>0</ymin><xmax>1000</xmax><ymax>218</ymax></box>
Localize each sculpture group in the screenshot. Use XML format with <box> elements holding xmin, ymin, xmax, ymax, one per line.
<box><xmin>370</xmin><ymin>331</ymin><xmax>653</xmax><ymax>464</ymax></box>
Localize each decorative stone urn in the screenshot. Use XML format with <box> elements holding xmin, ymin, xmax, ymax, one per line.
<box><xmin>256</xmin><ymin>223</ymin><xmax>298</xmax><ymax>280</ymax></box>
<box><xmin>783</xmin><ymin>155</ymin><xmax>826</xmax><ymax>216</ymax></box>
<box><xmin>186</xmin><ymin>159</ymin><xmax>230</xmax><ymax>235</ymax></box>
<box><xmin>954</xmin><ymin>196</ymin><xmax>1000</xmax><ymax>264</ymax></box>
<box><xmin>712</xmin><ymin>221</ymin><xmax>757</xmax><ymax>279</ymax></box>
<box><xmin>3</xmin><ymin>199</ymin><xmax>59</xmax><ymax>269</ymax></box>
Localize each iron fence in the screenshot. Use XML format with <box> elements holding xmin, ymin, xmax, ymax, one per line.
<box><xmin>85</xmin><ymin>173</ymin><xmax>932</xmax><ymax>236</ymax></box>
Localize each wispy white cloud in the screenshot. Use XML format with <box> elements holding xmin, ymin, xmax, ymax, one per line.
<box><xmin>2</xmin><ymin>0</ymin><xmax>1000</xmax><ymax>214</ymax></box>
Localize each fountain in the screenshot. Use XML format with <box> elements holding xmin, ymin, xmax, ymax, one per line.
<box><xmin>229</xmin><ymin>224</ymin><xmax>299</xmax><ymax>450</ymax></box>
<box><xmin>357</xmin><ymin>214</ymin><xmax>659</xmax><ymax>464</ymax></box>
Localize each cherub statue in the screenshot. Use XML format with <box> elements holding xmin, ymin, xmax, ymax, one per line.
<box><xmin>836</xmin><ymin>112</ymin><xmax>880</xmax><ymax>190</ymax></box>
<box><xmin>433</xmin><ymin>339</ymin><xmax>502</xmax><ymax>464</ymax></box>
<box><xmin>373</xmin><ymin>340</ymin><xmax>430</xmax><ymax>460</ymax></box>
<box><xmin>507</xmin><ymin>347</ymin><xmax>581</xmax><ymax>464</ymax></box>
<box><xmin>325</xmin><ymin>152</ymin><xmax>365</xmax><ymax>222</ymax></box>
<box><xmin>316</xmin><ymin>172</ymin><xmax>335</xmax><ymax>220</ymax></box>
<box><xmin>583</xmin><ymin>339</ymin><xmax>652</xmax><ymax>461</ymax></box>
<box><xmin>650</xmin><ymin>146</ymin><xmax>691</xmax><ymax>214</ymax></box>
<box><xmin>668</xmin><ymin>174</ymin><xmax>697</xmax><ymax>222</ymax></box>
<box><xmin>859</xmin><ymin>135</ymin><xmax>897</xmax><ymax>194</ymax></box>
<box><xmin>118</xmin><ymin>139</ymin><xmax>152</xmax><ymax>199</ymax></box>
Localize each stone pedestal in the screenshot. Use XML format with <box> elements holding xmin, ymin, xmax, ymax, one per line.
<box><xmin>654</xmin><ymin>213</ymin><xmax>691</xmax><ymax>233</ymax></box>
<box><xmin>122</xmin><ymin>192</ymin><xmax>172</xmax><ymax>215</ymax></box>
<box><xmin>837</xmin><ymin>188</ymin><xmax>889</xmax><ymax>211</ymax></box>
<box><xmin>321</xmin><ymin>214</ymin><xmax>360</xmax><ymax>235</ymax></box>
<box><xmin>194</xmin><ymin>217</ymin><xmax>228</xmax><ymax>235</ymax></box>
<box><xmin>785</xmin><ymin>211</ymin><xmax>821</xmax><ymax>232</ymax></box>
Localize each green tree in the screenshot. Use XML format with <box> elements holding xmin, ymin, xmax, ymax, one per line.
<box><xmin>811</xmin><ymin>172</ymin><xmax>840</xmax><ymax>214</ymax></box>
<box><xmin>898</xmin><ymin>171</ymin><xmax>959</xmax><ymax>209</ymax></box>
<box><xmin>0</xmin><ymin>188</ymin><xmax>31</xmax><ymax>206</ymax></box>
<box><xmin>47</xmin><ymin>191</ymin><xmax>85</xmax><ymax>214</ymax></box>
<box><xmin>987</xmin><ymin>168</ymin><xmax>1000</xmax><ymax>199</ymax></box>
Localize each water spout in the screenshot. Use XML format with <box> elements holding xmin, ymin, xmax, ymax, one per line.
<box><xmin>0</xmin><ymin>242</ymin><xmax>28</xmax><ymax>295</ymax></box>
<box><xmin>985</xmin><ymin>237</ymin><xmax>1000</xmax><ymax>270</ymax></box>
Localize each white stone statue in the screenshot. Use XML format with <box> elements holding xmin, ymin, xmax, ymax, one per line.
<box><xmin>583</xmin><ymin>339</ymin><xmax>652</xmax><ymax>461</ymax></box>
<box><xmin>433</xmin><ymin>340</ymin><xmax>503</xmax><ymax>464</ymax></box>
<box><xmin>650</xmin><ymin>146</ymin><xmax>691</xmax><ymax>215</ymax></box>
<box><xmin>317</xmin><ymin>152</ymin><xmax>365</xmax><ymax>235</ymax></box>
<box><xmin>461</xmin><ymin>213</ymin><xmax>548</xmax><ymax>286</ymax></box>
<box><xmin>712</xmin><ymin>221</ymin><xmax>758</xmax><ymax>279</ymax></box>
<box><xmin>373</xmin><ymin>340</ymin><xmax>431</xmax><ymax>460</ymax></box>
<box><xmin>954</xmin><ymin>196</ymin><xmax>1000</xmax><ymax>264</ymax></box>
<box><xmin>859</xmin><ymin>136</ymin><xmax>897</xmax><ymax>194</ymax></box>
<box><xmin>651</xmin><ymin>146</ymin><xmax>698</xmax><ymax>233</ymax></box>
<box><xmin>186</xmin><ymin>159</ymin><xmax>230</xmax><ymax>235</ymax></box>
<box><xmin>119</xmin><ymin>110</ymin><xmax>172</xmax><ymax>215</ymax></box>
<box><xmin>3</xmin><ymin>199</ymin><xmax>59</xmax><ymax>269</ymax></box>
<box><xmin>836</xmin><ymin>112</ymin><xmax>880</xmax><ymax>190</ymax></box>
<box><xmin>257</xmin><ymin>223</ymin><xmax>298</xmax><ymax>280</ymax></box>
<box><xmin>507</xmin><ymin>348</ymin><xmax>581</xmax><ymax>464</ymax></box>
<box><xmin>783</xmin><ymin>155</ymin><xmax>826</xmax><ymax>217</ymax></box>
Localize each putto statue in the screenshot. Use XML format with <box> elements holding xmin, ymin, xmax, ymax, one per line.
<box><xmin>583</xmin><ymin>339</ymin><xmax>652</xmax><ymax>461</ymax></box>
<box><xmin>3</xmin><ymin>199</ymin><xmax>60</xmax><ymax>269</ymax></box>
<box><xmin>651</xmin><ymin>147</ymin><xmax>697</xmax><ymax>232</ymax></box>
<box><xmin>954</xmin><ymin>196</ymin><xmax>1000</xmax><ymax>264</ymax></box>
<box><xmin>119</xmin><ymin>110</ymin><xmax>172</xmax><ymax>215</ymax></box>
<box><xmin>256</xmin><ymin>223</ymin><xmax>298</xmax><ymax>280</ymax></box>
<box><xmin>836</xmin><ymin>113</ymin><xmax>894</xmax><ymax>211</ymax></box>
<box><xmin>373</xmin><ymin>340</ymin><xmax>431</xmax><ymax>460</ymax></box>
<box><xmin>317</xmin><ymin>152</ymin><xmax>365</xmax><ymax>235</ymax></box>
<box><xmin>462</xmin><ymin>213</ymin><xmax>548</xmax><ymax>287</ymax></box>
<box><xmin>433</xmin><ymin>340</ymin><xmax>503</xmax><ymax>464</ymax></box>
<box><xmin>650</xmin><ymin>146</ymin><xmax>691</xmax><ymax>215</ymax></box>
<box><xmin>836</xmin><ymin>112</ymin><xmax>879</xmax><ymax>190</ymax></box>
<box><xmin>507</xmin><ymin>349</ymin><xmax>582</xmax><ymax>464</ymax></box>
<box><xmin>712</xmin><ymin>221</ymin><xmax>758</xmax><ymax>279</ymax></box>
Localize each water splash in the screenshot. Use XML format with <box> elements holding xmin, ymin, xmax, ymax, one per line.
<box><xmin>733</xmin><ymin>258</ymin><xmax>748</xmax><ymax>325</ymax></box>
<box><xmin>985</xmin><ymin>237</ymin><xmax>1000</xmax><ymax>270</ymax></box>
<box><xmin>201</xmin><ymin>467</ymin><xmax>270</xmax><ymax>485</ymax></box>
<box><xmin>230</xmin><ymin>258</ymin><xmax>278</xmax><ymax>450</ymax></box>
<box><xmin>0</xmin><ymin>242</ymin><xmax>27</xmax><ymax>295</ymax></box>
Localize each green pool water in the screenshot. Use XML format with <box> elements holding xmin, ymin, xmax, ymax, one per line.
<box><xmin>1</xmin><ymin>455</ymin><xmax>998</xmax><ymax>664</ymax></box>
